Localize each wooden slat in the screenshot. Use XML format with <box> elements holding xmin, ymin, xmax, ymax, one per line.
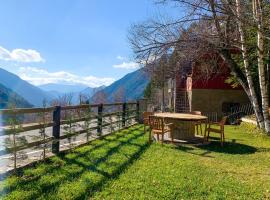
<box><xmin>1</xmin><ymin>116</ymin><xmax>100</xmax><ymax>135</ymax></box>
<box><xmin>1</xmin><ymin>122</ymin><xmax>54</xmax><ymax>135</ymax></box>
<box><xmin>0</xmin><ymin>113</ymin><xmax>138</xmax><ymax>156</ymax></box>
<box><xmin>0</xmin><ymin>100</ymin><xmax>140</xmax><ymax>157</ymax></box>
<box><xmin>126</xmin><ymin>109</ymin><xmax>137</xmax><ymax>114</ymax></box>
<box><xmin>60</xmin><ymin>116</ymin><xmax>98</xmax><ymax>125</ymax></box>
<box><xmin>126</xmin><ymin>101</ymin><xmax>137</xmax><ymax>105</ymax></box>
<box><xmin>61</xmin><ymin>104</ymin><xmax>99</xmax><ymax>110</ymax></box>
<box><xmin>0</xmin><ymin>136</ymin><xmax>54</xmax><ymax>156</ymax></box>
<box><xmin>0</xmin><ymin>120</ymin><xmax>139</xmax><ymax>156</ymax></box>
<box><xmin>102</xmin><ymin>111</ymin><xmax>122</xmax><ymax>117</ymax></box>
<box><xmin>0</xmin><ymin>126</ymin><xmax>99</xmax><ymax>156</ymax></box>
<box><xmin>0</xmin><ymin>107</ymin><xmax>55</xmax><ymax>114</ymax></box>
<box><xmin>102</xmin><ymin>119</ymin><xmax>123</xmax><ymax>127</ymax></box>
<box><xmin>102</xmin><ymin>115</ymin><xmax>136</xmax><ymax>127</ymax></box>
<box><xmin>103</xmin><ymin>102</ymin><xmax>123</xmax><ymax>106</ymax></box>
<box><xmin>61</xmin><ymin>102</ymin><xmax>136</xmax><ymax>110</ymax></box>
<box><xmin>0</xmin><ymin>102</ymin><xmax>137</xmax><ymax>114</ymax></box>
<box><xmin>1</xmin><ymin>111</ymin><xmax>136</xmax><ymax>135</ymax></box>
<box><xmin>0</xmin><ymin>116</ymin><xmax>111</xmax><ymax>136</ymax></box>
<box><xmin>59</xmin><ymin>126</ymin><xmax>98</xmax><ymax>140</ymax></box>
<box><xmin>103</xmin><ymin>102</ymin><xmax>136</xmax><ymax>107</ymax></box>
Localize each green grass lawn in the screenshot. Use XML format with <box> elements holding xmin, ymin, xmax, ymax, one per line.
<box><xmin>1</xmin><ymin>124</ymin><xmax>270</xmax><ymax>200</ymax></box>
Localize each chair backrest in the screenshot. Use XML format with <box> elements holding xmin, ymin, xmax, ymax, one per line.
<box><xmin>219</xmin><ymin>116</ymin><xmax>228</xmax><ymax>126</ymax></box>
<box><xmin>149</xmin><ymin>115</ymin><xmax>164</xmax><ymax>130</ymax></box>
<box><xmin>189</xmin><ymin>111</ymin><xmax>202</xmax><ymax>115</ymax></box>
<box><xmin>143</xmin><ymin>112</ymin><xmax>154</xmax><ymax>125</ymax></box>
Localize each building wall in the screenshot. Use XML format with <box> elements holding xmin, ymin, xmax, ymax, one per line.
<box><xmin>192</xmin><ymin>89</ymin><xmax>249</xmax><ymax>117</ymax></box>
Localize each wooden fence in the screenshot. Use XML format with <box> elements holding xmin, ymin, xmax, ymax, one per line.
<box><xmin>0</xmin><ymin>101</ymin><xmax>142</xmax><ymax>158</ymax></box>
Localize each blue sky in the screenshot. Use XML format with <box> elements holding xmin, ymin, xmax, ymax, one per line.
<box><xmin>0</xmin><ymin>0</ymin><xmax>179</xmax><ymax>87</ymax></box>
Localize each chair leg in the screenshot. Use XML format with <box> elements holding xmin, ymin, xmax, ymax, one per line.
<box><xmin>204</xmin><ymin>124</ymin><xmax>207</xmax><ymax>142</ymax></box>
<box><xmin>157</xmin><ymin>134</ymin><xmax>160</xmax><ymax>141</ymax></box>
<box><xmin>196</xmin><ymin>125</ymin><xmax>198</xmax><ymax>135</ymax></box>
<box><xmin>199</xmin><ymin>124</ymin><xmax>202</xmax><ymax>135</ymax></box>
<box><xmin>220</xmin><ymin>134</ymin><xmax>223</xmax><ymax>146</ymax></box>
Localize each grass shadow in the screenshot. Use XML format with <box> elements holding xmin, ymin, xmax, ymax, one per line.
<box><xmin>171</xmin><ymin>144</ymin><xmax>214</xmax><ymax>158</ymax></box>
<box><xmin>1</xmin><ymin>125</ymin><xmax>150</xmax><ymax>200</ymax></box>
<box><xmin>168</xmin><ymin>135</ymin><xmax>257</xmax><ymax>156</ymax></box>
<box><xmin>197</xmin><ymin>140</ymin><xmax>257</xmax><ymax>154</ymax></box>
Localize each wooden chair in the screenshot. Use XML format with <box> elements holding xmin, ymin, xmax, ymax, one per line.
<box><xmin>189</xmin><ymin>111</ymin><xmax>203</xmax><ymax>135</ymax></box>
<box><xmin>204</xmin><ymin>116</ymin><xmax>228</xmax><ymax>146</ymax></box>
<box><xmin>148</xmin><ymin>115</ymin><xmax>174</xmax><ymax>144</ymax></box>
<box><xmin>143</xmin><ymin>111</ymin><xmax>154</xmax><ymax>133</ymax></box>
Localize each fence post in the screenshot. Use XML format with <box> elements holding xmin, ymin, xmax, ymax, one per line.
<box><xmin>97</xmin><ymin>103</ymin><xmax>103</xmax><ymax>135</ymax></box>
<box><xmin>136</xmin><ymin>100</ymin><xmax>140</xmax><ymax>122</ymax></box>
<box><xmin>52</xmin><ymin>106</ymin><xmax>61</xmax><ymax>154</ymax></box>
<box><xmin>122</xmin><ymin>102</ymin><xmax>126</xmax><ymax>127</ymax></box>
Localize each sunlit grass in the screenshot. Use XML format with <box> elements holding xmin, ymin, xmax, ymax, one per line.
<box><xmin>1</xmin><ymin>124</ymin><xmax>270</xmax><ymax>199</ymax></box>
<box><xmin>0</xmin><ymin>126</ymin><xmax>148</xmax><ymax>200</ymax></box>
<box><xmin>92</xmin><ymin>125</ymin><xmax>270</xmax><ymax>200</ymax></box>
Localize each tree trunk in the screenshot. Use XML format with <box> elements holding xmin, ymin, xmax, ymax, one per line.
<box><xmin>235</xmin><ymin>0</ymin><xmax>265</xmax><ymax>129</ymax></box>
<box><xmin>211</xmin><ymin>0</ymin><xmax>264</xmax><ymax>128</ymax></box>
<box><xmin>219</xmin><ymin>50</ymin><xmax>263</xmax><ymax>124</ymax></box>
<box><xmin>253</xmin><ymin>0</ymin><xmax>270</xmax><ymax>133</ymax></box>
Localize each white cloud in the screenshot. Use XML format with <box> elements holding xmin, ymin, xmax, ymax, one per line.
<box><xmin>18</xmin><ymin>67</ymin><xmax>115</xmax><ymax>87</ymax></box>
<box><xmin>113</xmin><ymin>61</ymin><xmax>140</xmax><ymax>70</ymax></box>
<box><xmin>0</xmin><ymin>46</ymin><xmax>44</xmax><ymax>62</ymax></box>
<box><xmin>116</xmin><ymin>55</ymin><xmax>125</xmax><ymax>60</ymax></box>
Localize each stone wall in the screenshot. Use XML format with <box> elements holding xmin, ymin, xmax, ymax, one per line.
<box><xmin>192</xmin><ymin>89</ymin><xmax>249</xmax><ymax>118</ymax></box>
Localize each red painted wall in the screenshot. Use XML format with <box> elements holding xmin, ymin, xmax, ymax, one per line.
<box><xmin>176</xmin><ymin>53</ymin><xmax>243</xmax><ymax>90</ymax></box>
<box><xmin>192</xmin><ymin>73</ymin><xmax>242</xmax><ymax>90</ymax></box>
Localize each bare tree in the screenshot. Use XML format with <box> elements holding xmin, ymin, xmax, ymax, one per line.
<box><xmin>129</xmin><ymin>0</ymin><xmax>270</xmax><ymax>133</ymax></box>
<box><xmin>50</xmin><ymin>93</ymin><xmax>74</xmax><ymax>107</ymax></box>
<box><xmin>78</xmin><ymin>93</ymin><xmax>89</xmax><ymax>104</ymax></box>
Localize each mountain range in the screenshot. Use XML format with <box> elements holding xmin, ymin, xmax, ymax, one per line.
<box><xmin>39</xmin><ymin>83</ymin><xmax>88</xmax><ymax>95</ymax></box>
<box><xmin>38</xmin><ymin>83</ymin><xmax>105</xmax><ymax>103</ymax></box>
<box><xmin>80</xmin><ymin>86</ymin><xmax>105</xmax><ymax>97</ymax></box>
<box><xmin>92</xmin><ymin>68</ymin><xmax>149</xmax><ymax>102</ymax></box>
<box><xmin>0</xmin><ymin>67</ymin><xmax>149</xmax><ymax>108</ymax></box>
<box><xmin>0</xmin><ymin>83</ymin><xmax>32</xmax><ymax>109</ymax></box>
<box><xmin>0</xmin><ymin>68</ymin><xmax>52</xmax><ymax>106</ymax></box>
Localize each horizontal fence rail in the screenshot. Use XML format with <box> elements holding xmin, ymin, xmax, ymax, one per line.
<box><xmin>0</xmin><ymin>101</ymin><xmax>142</xmax><ymax>159</ymax></box>
<box><xmin>227</xmin><ymin>103</ymin><xmax>254</xmax><ymax>124</ymax></box>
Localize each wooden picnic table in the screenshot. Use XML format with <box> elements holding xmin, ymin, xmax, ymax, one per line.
<box><xmin>154</xmin><ymin>113</ymin><xmax>208</xmax><ymax>140</ymax></box>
